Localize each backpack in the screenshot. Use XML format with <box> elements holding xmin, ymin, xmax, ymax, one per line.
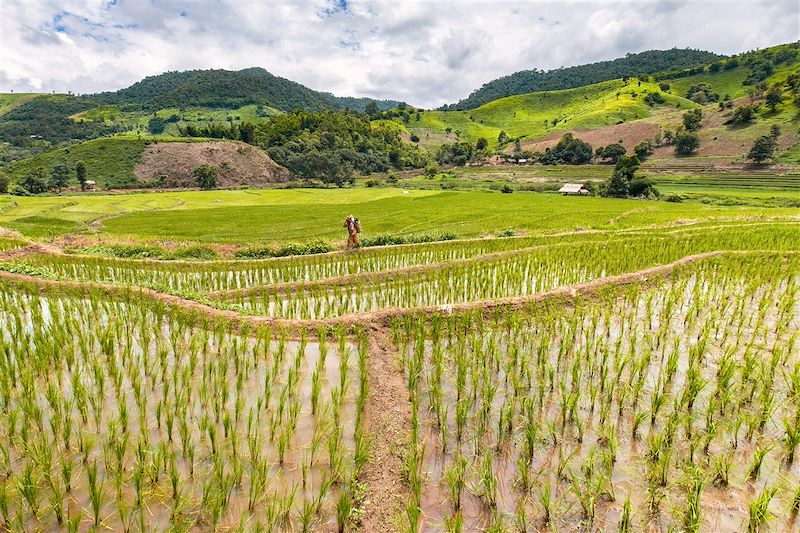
<box><xmin>353</xmin><ymin>218</ymin><xmax>361</xmax><ymax>234</ymax></box>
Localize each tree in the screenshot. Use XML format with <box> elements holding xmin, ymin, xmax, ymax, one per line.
<box><xmin>192</xmin><ymin>165</ymin><xmax>218</xmax><ymax>189</ymax></box>
<box><xmin>364</xmin><ymin>101</ymin><xmax>380</xmax><ymax>116</ymax></box>
<box><xmin>770</xmin><ymin>124</ymin><xmax>781</xmax><ymax>140</ymax></box>
<box><xmin>747</xmin><ymin>135</ymin><xmax>777</xmax><ymax>164</ymax></box>
<box><xmin>634</xmin><ymin>140</ymin><xmax>654</xmax><ymax>159</ymax></box>
<box><xmin>729</xmin><ymin>105</ymin><xmax>756</xmax><ymax>125</ymax></box>
<box><xmin>605</xmin><ymin>170</ymin><xmax>629</xmax><ymax>198</ymax></box>
<box><xmin>50</xmin><ymin>163</ymin><xmax>70</xmax><ymax>191</ymax></box>
<box><xmin>76</xmin><ymin>161</ymin><xmax>88</xmax><ymax>191</ymax></box>
<box><xmin>409</xmin><ymin>133</ymin><xmax>420</xmax><ymax>143</ymax></box>
<box><xmin>629</xmin><ymin>177</ymin><xmax>656</xmax><ymax>197</ymax></box>
<box><xmin>674</xmin><ymin>131</ymin><xmax>700</xmax><ymax>155</ymax></box>
<box><xmin>147</xmin><ymin>116</ymin><xmax>166</xmax><ymax>135</ymax></box>
<box><xmin>603</xmin><ymin>155</ymin><xmax>641</xmax><ymax>198</ymax></box>
<box><xmin>659</xmin><ymin>82</ymin><xmax>670</xmax><ymax>92</ymax></box>
<box><xmin>475</xmin><ymin>137</ymin><xmax>488</xmax><ymax>151</ymax></box>
<box><xmin>596</xmin><ymin>143</ymin><xmax>626</xmax><ymax>163</ymax></box>
<box><xmin>682</xmin><ymin>108</ymin><xmax>703</xmax><ymax>131</ymax></box>
<box><xmin>540</xmin><ymin>133</ymin><xmax>593</xmax><ymax>165</ymax></box>
<box><xmin>614</xmin><ymin>155</ymin><xmax>641</xmax><ymax>180</ymax></box>
<box><xmin>765</xmin><ymin>84</ymin><xmax>783</xmax><ymax>112</ymax></box>
<box><xmin>19</xmin><ymin>167</ymin><xmax>50</xmax><ymax>194</ymax></box>
<box><xmin>497</xmin><ymin>130</ymin><xmax>508</xmax><ymax>145</ymax></box>
<box><xmin>0</xmin><ymin>172</ymin><xmax>9</xmax><ymax>194</ymax></box>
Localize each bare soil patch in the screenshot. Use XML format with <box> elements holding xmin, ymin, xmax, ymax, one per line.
<box><xmin>134</xmin><ymin>141</ymin><xmax>290</xmax><ymax>187</ymax></box>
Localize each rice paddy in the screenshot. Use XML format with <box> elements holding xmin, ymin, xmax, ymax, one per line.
<box><xmin>0</xmin><ymin>218</ymin><xmax>797</xmax><ymax>532</ymax></box>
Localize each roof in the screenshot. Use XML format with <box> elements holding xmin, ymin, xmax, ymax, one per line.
<box><xmin>558</xmin><ymin>183</ymin><xmax>586</xmax><ymax>193</ymax></box>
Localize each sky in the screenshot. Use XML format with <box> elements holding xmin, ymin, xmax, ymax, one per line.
<box><xmin>1</xmin><ymin>0</ymin><xmax>798</xmax><ymax>108</ymax></box>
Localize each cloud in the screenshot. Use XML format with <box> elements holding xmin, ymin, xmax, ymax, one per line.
<box><xmin>0</xmin><ymin>0</ymin><xmax>797</xmax><ymax>108</ymax></box>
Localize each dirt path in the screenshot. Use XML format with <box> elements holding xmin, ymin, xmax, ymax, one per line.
<box><xmin>359</xmin><ymin>327</ymin><xmax>411</xmax><ymax>532</ymax></box>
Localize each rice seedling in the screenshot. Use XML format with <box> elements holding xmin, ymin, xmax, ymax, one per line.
<box><xmin>747</xmin><ymin>485</ymin><xmax>778</xmax><ymax>532</ymax></box>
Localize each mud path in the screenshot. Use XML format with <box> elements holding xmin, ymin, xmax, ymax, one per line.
<box><xmin>359</xmin><ymin>327</ymin><xmax>412</xmax><ymax>532</ymax></box>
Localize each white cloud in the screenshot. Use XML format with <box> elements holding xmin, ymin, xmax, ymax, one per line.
<box><xmin>0</xmin><ymin>0</ymin><xmax>797</xmax><ymax>108</ymax></box>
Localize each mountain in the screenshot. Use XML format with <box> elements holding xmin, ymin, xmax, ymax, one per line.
<box><xmin>383</xmin><ymin>42</ymin><xmax>800</xmax><ymax>163</ymax></box>
<box><xmin>92</xmin><ymin>67</ymin><xmax>402</xmax><ymax>113</ymax></box>
<box><xmin>448</xmin><ymin>49</ymin><xmax>724</xmax><ymax>110</ymax></box>
<box><xmin>0</xmin><ymin>67</ymin><xmax>403</xmax><ymax>146</ymax></box>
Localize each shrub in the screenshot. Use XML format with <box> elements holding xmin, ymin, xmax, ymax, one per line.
<box><xmin>664</xmin><ymin>193</ymin><xmax>684</xmax><ymax>203</ymax></box>
<box><xmin>498</xmin><ymin>229</ymin><xmax>515</xmax><ymax>237</ymax></box>
<box><xmin>233</xmin><ymin>246</ymin><xmax>275</xmax><ymax>259</ymax></box>
<box><xmin>629</xmin><ymin>177</ymin><xmax>656</xmax><ymax>197</ymax></box>
<box><xmin>365</xmin><ymin>179</ymin><xmax>379</xmax><ymax>188</ymax></box>
<box><xmin>169</xmin><ymin>246</ymin><xmax>219</xmax><ymax>260</ymax></box>
<box><xmin>501</xmin><ymin>184</ymin><xmax>514</xmax><ymax>193</ymax></box>
<box><xmin>634</xmin><ymin>140</ymin><xmax>655</xmax><ymax>159</ymax></box>
<box><xmin>674</xmin><ymin>131</ymin><xmax>700</xmax><ymax>155</ymax></box>
<box><xmin>9</xmin><ymin>184</ymin><xmax>31</xmax><ymax>196</ymax></box>
<box><xmin>409</xmin><ymin>134</ymin><xmax>420</xmax><ymax>143</ymax></box>
<box><xmin>728</xmin><ymin>105</ymin><xmax>757</xmax><ymax>125</ymax></box>
<box><xmin>682</xmin><ymin>109</ymin><xmax>703</xmax><ymax>131</ymax></box>
<box><xmin>192</xmin><ymin>165</ymin><xmax>218</xmax><ymax>190</ymax></box>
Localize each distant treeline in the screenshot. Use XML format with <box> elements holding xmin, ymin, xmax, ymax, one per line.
<box><xmin>448</xmin><ymin>48</ymin><xmax>723</xmax><ymax>110</ymax></box>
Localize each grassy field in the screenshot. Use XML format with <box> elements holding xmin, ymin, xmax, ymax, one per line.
<box><xmin>0</xmin><ymin>187</ymin><xmax>797</xmax><ymax>245</ymax></box>
<box><xmin>393</xmin><ymin>80</ymin><xmax>697</xmax><ymax>147</ymax></box>
<box><xmin>71</xmin><ymin>104</ymin><xmax>283</xmax><ymax>136</ymax></box>
<box><xmin>0</xmin><ymin>93</ymin><xmax>46</xmax><ymax>115</ymax></box>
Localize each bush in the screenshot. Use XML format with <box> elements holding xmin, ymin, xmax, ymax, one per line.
<box><xmin>628</xmin><ymin>177</ymin><xmax>656</xmax><ymax>197</ymax></box>
<box><xmin>233</xmin><ymin>246</ymin><xmax>275</xmax><ymax>259</ymax></box>
<box><xmin>9</xmin><ymin>184</ymin><xmax>30</xmax><ymax>196</ymax></box>
<box><xmin>664</xmin><ymin>193</ymin><xmax>684</xmax><ymax>203</ymax></box>
<box><xmin>365</xmin><ymin>179</ymin><xmax>379</xmax><ymax>188</ymax></box>
<box><xmin>409</xmin><ymin>134</ymin><xmax>420</xmax><ymax>143</ymax></box>
<box><xmin>192</xmin><ymin>165</ymin><xmax>218</xmax><ymax>190</ymax></box>
<box><xmin>498</xmin><ymin>229</ymin><xmax>515</xmax><ymax>237</ymax></box>
<box><xmin>273</xmin><ymin>240</ymin><xmax>333</xmax><ymax>257</ymax></box>
<box><xmin>501</xmin><ymin>184</ymin><xmax>514</xmax><ymax>193</ymax></box>
<box><xmin>0</xmin><ymin>173</ymin><xmax>9</xmax><ymax>194</ymax></box>
<box><xmin>169</xmin><ymin>246</ymin><xmax>219</xmax><ymax>260</ymax></box>
<box><xmin>360</xmin><ymin>232</ymin><xmax>458</xmax><ymax>247</ymax></box>
<box><xmin>674</xmin><ymin>131</ymin><xmax>700</xmax><ymax>155</ymax></box>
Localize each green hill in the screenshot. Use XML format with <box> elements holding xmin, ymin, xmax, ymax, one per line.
<box><xmin>0</xmin><ymin>67</ymin><xmax>403</xmax><ymax>147</ymax></box>
<box><xmin>450</xmin><ymin>48</ymin><xmax>722</xmax><ymax>110</ymax></box>
<box><xmin>93</xmin><ymin>67</ymin><xmax>402</xmax><ymax>113</ymax></box>
<box><xmin>2</xmin><ymin>137</ymin><xmax>150</xmax><ymax>189</ymax></box>
<box><xmin>385</xmin><ymin>42</ymin><xmax>800</xmax><ymax>158</ymax></box>
<box><xmin>389</xmin><ymin>79</ymin><xmax>697</xmax><ymax>147</ymax></box>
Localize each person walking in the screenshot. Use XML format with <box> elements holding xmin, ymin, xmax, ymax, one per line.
<box><xmin>343</xmin><ymin>215</ymin><xmax>361</xmax><ymax>250</ymax></box>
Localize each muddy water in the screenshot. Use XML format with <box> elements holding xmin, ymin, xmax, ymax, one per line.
<box><xmin>0</xmin><ymin>291</ymin><xmax>361</xmax><ymax>531</ymax></box>
<box><xmin>406</xmin><ymin>261</ymin><xmax>800</xmax><ymax>532</ymax></box>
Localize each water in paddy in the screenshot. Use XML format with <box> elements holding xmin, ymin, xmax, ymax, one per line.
<box><xmin>401</xmin><ymin>259</ymin><xmax>800</xmax><ymax>532</ymax></box>
<box><xmin>0</xmin><ymin>291</ymin><xmax>360</xmax><ymax>531</ymax></box>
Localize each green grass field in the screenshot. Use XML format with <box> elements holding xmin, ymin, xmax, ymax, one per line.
<box><xmin>0</xmin><ymin>188</ymin><xmax>797</xmax><ymax>246</ymax></box>
<box><xmin>389</xmin><ymin>80</ymin><xmax>697</xmax><ymax>147</ymax></box>
<box><xmin>71</xmin><ymin>104</ymin><xmax>283</xmax><ymax>137</ymax></box>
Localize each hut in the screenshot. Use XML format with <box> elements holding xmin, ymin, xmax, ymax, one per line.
<box><xmin>558</xmin><ymin>183</ymin><xmax>589</xmax><ymax>195</ymax></box>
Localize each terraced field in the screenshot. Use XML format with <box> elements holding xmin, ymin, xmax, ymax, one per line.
<box><xmin>0</xmin><ymin>217</ymin><xmax>797</xmax><ymax>532</ymax></box>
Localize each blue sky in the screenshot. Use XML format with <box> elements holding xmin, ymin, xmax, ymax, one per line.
<box><xmin>0</xmin><ymin>0</ymin><xmax>797</xmax><ymax>108</ymax></box>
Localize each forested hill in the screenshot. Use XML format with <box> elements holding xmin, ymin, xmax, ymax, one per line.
<box><xmin>92</xmin><ymin>67</ymin><xmax>402</xmax><ymax>113</ymax></box>
<box><xmin>448</xmin><ymin>48</ymin><xmax>724</xmax><ymax>110</ymax></box>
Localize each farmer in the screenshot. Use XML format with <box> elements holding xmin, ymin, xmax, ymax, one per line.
<box><xmin>343</xmin><ymin>215</ymin><xmax>361</xmax><ymax>250</ymax></box>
